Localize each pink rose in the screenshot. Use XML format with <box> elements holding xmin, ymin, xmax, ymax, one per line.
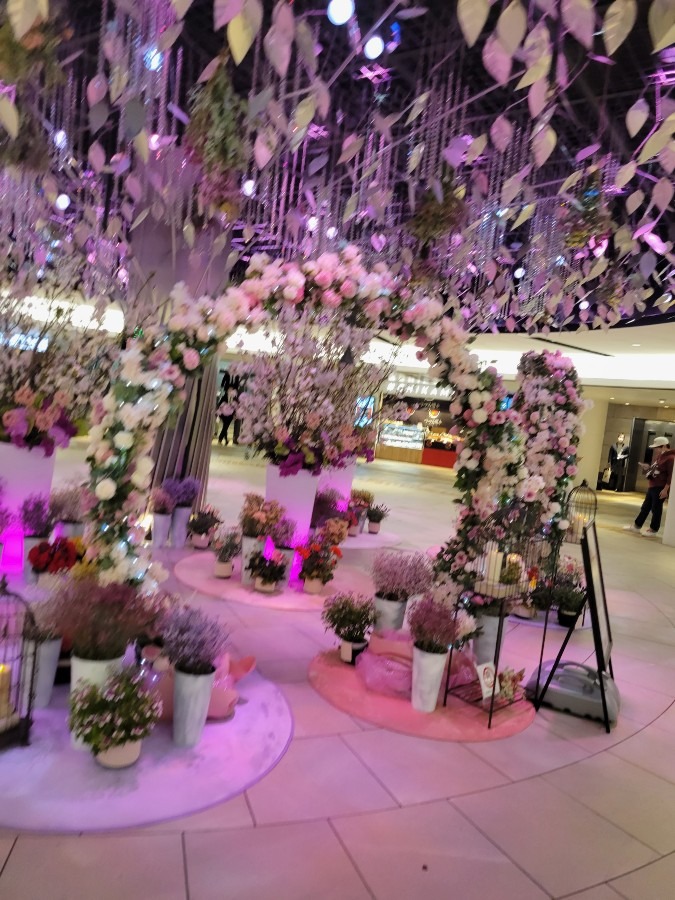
<box><xmin>182</xmin><ymin>348</ymin><xmax>201</xmax><ymax>371</ymax></box>
<box><xmin>340</xmin><ymin>279</ymin><xmax>357</xmax><ymax>299</ymax></box>
<box><xmin>322</xmin><ymin>289</ymin><xmax>341</xmax><ymax>309</ymax></box>
<box><xmin>315</xmin><ymin>271</ymin><xmax>332</xmax><ymax>288</ymax></box>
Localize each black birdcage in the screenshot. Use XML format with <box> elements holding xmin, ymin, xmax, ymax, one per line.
<box><xmin>563</xmin><ymin>481</ymin><xmax>598</xmax><ymax>545</ymax></box>
<box><xmin>0</xmin><ymin>578</ymin><xmax>37</xmax><ymax>749</ymax></box>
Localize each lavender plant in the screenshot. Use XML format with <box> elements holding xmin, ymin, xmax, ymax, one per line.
<box><xmin>49</xmin><ymin>484</ymin><xmax>85</xmax><ymax>523</ymax></box>
<box><xmin>162</xmin><ymin>477</ymin><xmax>201</xmax><ymax>508</ymax></box>
<box><xmin>21</xmin><ymin>493</ymin><xmax>54</xmax><ymax>536</ymax></box>
<box><xmin>372</xmin><ymin>551</ymin><xmax>434</xmax><ymax>602</ymax></box>
<box><xmin>408</xmin><ymin>597</ymin><xmax>476</xmax><ymax>654</ymax></box>
<box><xmin>161</xmin><ymin>605</ymin><xmax>228</xmax><ymax>675</ymax></box>
<box><xmin>149</xmin><ymin>488</ymin><xmax>176</xmax><ymax>515</ymax></box>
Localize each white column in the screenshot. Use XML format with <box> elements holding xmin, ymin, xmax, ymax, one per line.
<box><xmin>663</xmin><ymin>493</ymin><xmax>675</xmax><ymax>547</ymax></box>
<box><xmin>574</xmin><ymin>399</ymin><xmax>608</xmax><ymax>488</ymax></box>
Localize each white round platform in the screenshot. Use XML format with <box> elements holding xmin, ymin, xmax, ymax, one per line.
<box><xmin>174</xmin><ymin>552</ymin><xmax>375</xmax><ymax>612</ymax></box>
<box><xmin>340</xmin><ymin>529</ymin><xmax>401</xmax><ymax>550</ymax></box>
<box><xmin>0</xmin><ymin>672</ymin><xmax>292</xmax><ymax>833</ymax></box>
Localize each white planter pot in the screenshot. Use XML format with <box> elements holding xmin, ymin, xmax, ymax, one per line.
<box><xmin>152</xmin><ymin>513</ymin><xmax>172</xmax><ymax>549</ymax></box>
<box><xmin>412</xmin><ymin>646</ymin><xmax>448</xmax><ymax>713</ymax></box>
<box><xmin>368</xmin><ymin>521</ymin><xmax>381</xmax><ymax>534</ymax></box>
<box><xmin>191</xmin><ymin>533</ymin><xmax>210</xmax><ymax>550</ymax></box>
<box><xmin>0</xmin><ymin>444</ymin><xmax>55</xmax><ymax>576</ymax></box>
<box><xmin>374</xmin><ymin>595</ymin><xmax>407</xmax><ymax>632</ymax></box>
<box><xmin>473</xmin><ymin>615</ymin><xmax>501</xmax><ymax>665</ymax></box>
<box><xmin>348</xmin><ymin>525</ymin><xmax>359</xmax><ymax>537</ymax></box>
<box><xmin>339</xmin><ymin>639</ymin><xmax>367</xmax><ymax>665</ymax></box>
<box><xmin>241</xmin><ymin>535</ymin><xmax>259</xmax><ymax>586</ymax></box>
<box><xmin>29</xmin><ymin>638</ymin><xmax>62</xmax><ymax>709</ymax></box>
<box><xmin>317</xmin><ymin>460</ymin><xmax>357</xmax><ymax>511</ymax></box>
<box><xmin>254</xmin><ymin>577</ymin><xmax>277</xmax><ymax>594</ymax></box>
<box><xmin>171</xmin><ymin>505</ymin><xmax>192</xmax><ymax>549</ymax></box>
<box><xmin>96</xmin><ymin>740</ymin><xmax>142</xmax><ymax>769</ymax></box>
<box><xmin>303</xmin><ymin>577</ymin><xmax>324</xmax><ymax>595</ymax></box>
<box><xmin>70</xmin><ymin>655</ymin><xmax>124</xmax><ymax>695</ymax></box>
<box><xmin>173</xmin><ymin>669</ymin><xmax>215</xmax><ymax>748</ymax></box>
<box><xmin>265</xmin><ymin>465</ymin><xmax>318</xmax><ymax>546</ymax></box>
<box><xmin>214</xmin><ymin>560</ymin><xmax>233</xmax><ymax>579</ymax></box>
<box><xmin>59</xmin><ymin>521</ymin><xmax>84</xmax><ymax>538</ymax></box>
<box><xmin>23</xmin><ymin>536</ymin><xmax>45</xmax><ymax>581</ymax></box>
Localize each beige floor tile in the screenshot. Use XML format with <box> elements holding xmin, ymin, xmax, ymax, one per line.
<box><xmin>454</xmin><ymin>779</ymin><xmax>657</xmax><ymax>897</ymax></box>
<box><xmin>0</xmin><ymin>835</ymin><xmax>186</xmax><ymax>900</ymax></box>
<box><xmin>611</xmin><ymin>854</ymin><xmax>675</xmax><ymax>899</ymax></box>
<box><xmin>565</xmin><ymin>886</ymin><xmax>625</xmax><ymax>899</ymax></box>
<box><xmin>185</xmin><ymin>822</ymin><xmax>370</xmax><ymax>900</ymax></box>
<box><xmin>0</xmin><ymin>839</ymin><xmax>14</xmax><ymax>872</ymax></box>
<box><xmin>610</xmin><ymin>725</ymin><xmax>675</xmax><ymax>782</ymax></box>
<box><xmin>246</xmin><ymin>735</ymin><xmax>396</xmax><ymax>824</ymax></box>
<box><xmin>280</xmin><ymin>682</ymin><xmax>362</xmax><ymax>737</ymax></box>
<box><xmin>138</xmin><ymin>793</ymin><xmax>253</xmax><ymax>832</ymax></box>
<box><xmin>333</xmin><ymin>801</ymin><xmax>548</xmax><ymax>900</ymax></box>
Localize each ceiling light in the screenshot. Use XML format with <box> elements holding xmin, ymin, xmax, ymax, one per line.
<box><xmin>660</xmin><ymin>400</ymin><xmax>665</xmax><ymax>404</ymax></box>
<box><xmin>625</xmin><ymin>402</ymin><xmax>630</xmax><ymax>406</ymax></box>
<box><xmin>307</xmin><ymin>215</ymin><xmax>319</xmax><ymax>232</ymax></box>
<box><xmin>53</xmin><ymin>129</ymin><xmax>67</xmax><ymax>149</ymax></box>
<box><xmin>55</xmin><ymin>193</ymin><xmax>71</xmax><ymax>211</ymax></box>
<box><xmin>327</xmin><ymin>0</ymin><xmax>354</xmax><ymax>26</ymax></box>
<box><xmin>364</xmin><ymin>35</ymin><xmax>385</xmax><ymax>60</ymax></box>
<box><xmin>609</xmin><ymin>397</ymin><xmax>614</xmax><ymax>400</ymax></box>
<box><xmin>579</xmin><ymin>299</ymin><xmax>590</xmax><ymax>310</ymax></box>
<box><xmin>148</xmin><ymin>133</ymin><xmax>161</xmax><ymax>151</ymax></box>
<box><xmin>242</xmin><ymin>178</ymin><xmax>256</xmax><ymax>197</ymax></box>
<box><xmin>143</xmin><ymin>46</ymin><xmax>163</xmax><ymax>71</ymax></box>
<box><xmin>513</xmin><ymin>266</ymin><xmax>525</xmax><ymax>279</ymax></box>
<box><xmin>632</xmin><ymin>343</ymin><xmax>640</xmax><ymax>347</ymax></box>
<box><xmin>326</xmin><ymin>226</ymin><xmax>338</xmax><ymax>239</ymax></box>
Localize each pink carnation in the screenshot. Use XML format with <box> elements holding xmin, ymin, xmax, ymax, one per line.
<box><xmin>182</xmin><ymin>348</ymin><xmax>201</xmax><ymax>371</ymax></box>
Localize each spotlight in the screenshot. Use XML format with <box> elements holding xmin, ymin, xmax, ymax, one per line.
<box><xmin>579</xmin><ymin>300</ymin><xmax>590</xmax><ymax>310</ymax></box>
<box><xmin>144</xmin><ymin>46</ymin><xmax>162</xmax><ymax>71</ymax></box>
<box><xmin>513</xmin><ymin>266</ymin><xmax>525</xmax><ymax>279</ymax></box>
<box><xmin>364</xmin><ymin>35</ymin><xmax>385</xmax><ymax>59</ymax></box>
<box><xmin>660</xmin><ymin>399</ymin><xmax>665</xmax><ymax>404</ymax></box>
<box><xmin>242</xmin><ymin>178</ymin><xmax>256</xmax><ymax>198</ymax></box>
<box><xmin>148</xmin><ymin>133</ymin><xmax>161</xmax><ymax>151</ymax></box>
<box><xmin>326</xmin><ymin>226</ymin><xmax>338</xmax><ymax>239</ymax></box>
<box><xmin>55</xmin><ymin>194</ymin><xmax>71</xmax><ymax>211</ymax></box>
<box><xmin>53</xmin><ymin>129</ymin><xmax>67</xmax><ymax>149</ymax></box>
<box><xmin>327</xmin><ymin>0</ymin><xmax>354</xmax><ymax>26</ymax></box>
<box><xmin>632</xmin><ymin>343</ymin><xmax>640</xmax><ymax>347</ymax></box>
<box><xmin>307</xmin><ymin>215</ymin><xmax>319</xmax><ymax>232</ymax></box>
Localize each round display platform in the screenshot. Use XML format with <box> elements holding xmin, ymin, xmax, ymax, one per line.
<box><xmin>174</xmin><ymin>552</ymin><xmax>375</xmax><ymax>612</ymax></box>
<box><xmin>0</xmin><ymin>672</ymin><xmax>292</xmax><ymax>833</ymax></box>
<box><xmin>339</xmin><ymin>529</ymin><xmax>401</xmax><ymax>550</ymax></box>
<box><xmin>309</xmin><ymin>651</ymin><xmax>535</xmax><ymax>743</ymax></box>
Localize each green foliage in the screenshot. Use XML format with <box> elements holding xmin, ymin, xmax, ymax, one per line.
<box><xmin>321</xmin><ymin>592</ymin><xmax>376</xmax><ymax>643</ymax></box>
<box><xmin>407</xmin><ymin>168</ymin><xmax>466</xmax><ymax>246</ymax></box>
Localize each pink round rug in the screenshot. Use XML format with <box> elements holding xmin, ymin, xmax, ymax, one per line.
<box><xmin>174</xmin><ymin>552</ymin><xmax>375</xmax><ymax>612</ymax></box>
<box><xmin>308</xmin><ymin>651</ymin><xmax>535</xmax><ymax>742</ymax></box>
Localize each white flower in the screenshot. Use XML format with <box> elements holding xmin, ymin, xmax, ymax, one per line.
<box><xmin>134</xmin><ymin>456</ymin><xmax>155</xmax><ymax>477</ymax></box>
<box><xmin>472</xmin><ymin>409</ymin><xmax>488</xmax><ymax>424</ymax></box>
<box><xmin>95</xmin><ymin>478</ymin><xmax>117</xmax><ymax>501</ymax></box>
<box><xmin>113</xmin><ymin>431</ymin><xmax>134</xmax><ymax>450</ymax></box>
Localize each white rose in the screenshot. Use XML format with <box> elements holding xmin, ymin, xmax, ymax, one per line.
<box><xmin>472</xmin><ymin>409</ymin><xmax>488</xmax><ymax>424</ymax></box>
<box><xmin>95</xmin><ymin>478</ymin><xmax>117</xmax><ymax>501</ymax></box>
<box><xmin>134</xmin><ymin>456</ymin><xmax>155</xmax><ymax>477</ymax></box>
<box><xmin>113</xmin><ymin>431</ymin><xmax>134</xmax><ymax>450</ymax></box>
<box><xmin>131</xmin><ymin>471</ymin><xmax>151</xmax><ymax>490</ymax></box>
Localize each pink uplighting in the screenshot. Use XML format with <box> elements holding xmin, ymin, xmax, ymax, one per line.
<box><xmin>0</xmin><ymin>524</ymin><xmax>25</xmax><ymax>575</ymax></box>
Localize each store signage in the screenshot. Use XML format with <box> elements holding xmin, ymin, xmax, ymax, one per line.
<box><xmin>385</xmin><ymin>374</ymin><xmax>454</xmax><ymax>400</ymax></box>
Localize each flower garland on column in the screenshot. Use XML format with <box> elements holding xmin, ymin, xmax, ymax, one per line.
<box><xmin>511</xmin><ymin>350</ymin><xmax>590</xmax><ymax>536</ymax></box>
<box><xmin>85</xmin><ymin>283</ymin><xmax>263</xmax><ymax>585</ymax></box>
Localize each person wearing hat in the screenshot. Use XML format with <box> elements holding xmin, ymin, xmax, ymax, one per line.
<box><xmin>624</xmin><ymin>436</ymin><xmax>675</xmax><ymax>536</ymax></box>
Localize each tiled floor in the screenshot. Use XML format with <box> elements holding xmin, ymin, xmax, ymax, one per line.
<box><xmin>3</xmin><ymin>444</ymin><xmax>675</xmax><ymax>899</ymax></box>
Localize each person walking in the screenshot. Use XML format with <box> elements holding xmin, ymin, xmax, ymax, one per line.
<box><xmin>624</xmin><ymin>437</ymin><xmax>674</xmax><ymax>536</ymax></box>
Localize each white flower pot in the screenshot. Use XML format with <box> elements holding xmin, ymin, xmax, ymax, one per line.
<box><xmin>412</xmin><ymin>646</ymin><xmax>448</xmax><ymax>713</ymax></box>
<box><xmin>255</xmin><ymin>577</ymin><xmax>277</xmax><ymax>594</ymax></box>
<box><xmin>152</xmin><ymin>513</ymin><xmax>172</xmax><ymax>549</ymax></box>
<box><xmin>0</xmin><ymin>445</ymin><xmax>55</xmax><ymax>574</ymax></box>
<box><xmin>241</xmin><ymin>535</ymin><xmax>259</xmax><ymax>585</ymax></box>
<box><xmin>265</xmin><ymin>464</ymin><xmax>318</xmax><ymax>546</ymax></box>
<box><xmin>23</xmin><ymin>536</ymin><xmax>45</xmax><ymax>582</ymax></box>
<box><xmin>59</xmin><ymin>521</ymin><xmax>84</xmax><ymax>538</ymax></box>
<box><xmin>303</xmin><ymin>577</ymin><xmax>323</xmax><ymax>595</ymax></box>
<box><xmin>29</xmin><ymin>638</ymin><xmax>62</xmax><ymax>709</ymax></box>
<box><xmin>473</xmin><ymin>615</ymin><xmax>501</xmax><ymax>665</ymax></box>
<box><xmin>191</xmin><ymin>533</ymin><xmax>210</xmax><ymax>550</ymax></box>
<box><xmin>96</xmin><ymin>740</ymin><xmax>142</xmax><ymax>769</ymax></box>
<box><xmin>374</xmin><ymin>594</ymin><xmax>407</xmax><ymax>632</ymax></box>
<box><xmin>171</xmin><ymin>505</ymin><xmax>192</xmax><ymax>549</ymax></box>
<box><xmin>173</xmin><ymin>669</ymin><xmax>215</xmax><ymax>748</ymax></box>
<box><xmin>368</xmin><ymin>521</ymin><xmax>381</xmax><ymax>534</ymax></box>
<box><xmin>348</xmin><ymin>525</ymin><xmax>359</xmax><ymax>537</ymax></box>
<box><xmin>70</xmin><ymin>655</ymin><xmax>124</xmax><ymax>695</ymax></box>
<box><xmin>214</xmin><ymin>560</ymin><xmax>233</xmax><ymax>579</ymax></box>
<box><xmin>339</xmin><ymin>639</ymin><xmax>367</xmax><ymax>665</ymax></box>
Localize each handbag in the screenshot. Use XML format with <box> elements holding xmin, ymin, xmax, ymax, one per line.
<box><xmin>602</xmin><ymin>466</ymin><xmax>612</xmax><ymax>484</ymax></box>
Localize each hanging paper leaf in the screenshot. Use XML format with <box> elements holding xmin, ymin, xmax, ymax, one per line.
<box><xmin>562</xmin><ymin>0</ymin><xmax>595</xmax><ymax>49</ymax></box>
<box><xmin>406</xmin><ymin>92</ymin><xmax>430</xmax><ymax>126</ymax></box>
<box><xmin>214</xmin><ymin>0</ymin><xmax>243</xmax><ymax>29</ymax></box>
<box><xmin>465</xmin><ymin>133</ymin><xmax>487</xmax><ymax>164</ymax></box>
<box><xmin>198</xmin><ymin>57</ymin><xmax>222</xmax><ymax>83</ymax></box>
<box><xmin>371</xmin><ymin>234</ymin><xmax>386</xmax><ymax>253</ymax></box>
<box><xmin>158</xmin><ymin>22</ymin><xmax>183</xmax><ymax>52</ymax></box>
<box><xmin>89</xmin><ymin>102</ymin><xmax>109</xmax><ymax>133</ymax></box>
<box><xmin>0</xmin><ymin>97</ymin><xmax>19</xmax><ymax>140</ymax></box>
<box><xmin>228</xmin><ymin>0</ymin><xmax>263</xmax><ymax>65</ymax></box>
<box><xmin>264</xmin><ymin>24</ymin><xmax>292</xmax><ymax>77</ymax></box>
<box><xmin>266</xmin><ymin>99</ymin><xmax>289</xmax><ymax>134</ymax></box>
<box><xmin>171</xmin><ymin>0</ymin><xmax>193</xmax><ymax>18</ymax></box>
<box><xmin>649</xmin><ymin>0</ymin><xmax>675</xmax><ymax>53</ymax></box>
<box><xmin>482</xmin><ymin>35</ymin><xmax>512</xmax><ymax>85</ymax></box>
<box><xmin>7</xmin><ymin>0</ymin><xmax>40</xmax><ymax>40</ymax></box>
<box><xmin>615</xmin><ymin>161</ymin><xmax>636</xmax><ymax>188</ymax></box>
<box><xmin>109</xmin><ymin>68</ymin><xmax>129</xmax><ymax>105</ymax></box>
<box><xmin>659</xmin><ymin>141</ymin><xmax>675</xmax><ymax>175</ymax></box>
<box><xmin>443</xmin><ymin>135</ymin><xmax>471</xmax><ymax>168</ymax></box>
<box><xmin>626</xmin><ymin>98</ymin><xmax>650</xmax><ymax>137</ymax></box>
<box><xmin>407</xmin><ymin>142</ymin><xmax>424</xmax><ymax>174</ymax></box>
<box><xmin>312</xmin><ymin>79</ymin><xmax>331</xmax><ymax>119</ymax></box>
<box><xmin>343</xmin><ymin>194</ymin><xmax>358</xmax><ymax>223</ymax></box>
<box><xmin>398</xmin><ymin>7</ymin><xmax>428</xmax><ymax>19</ymax></box>
<box><xmin>457</xmin><ymin>0</ymin><xmax>490</xmax><ymax>48</ymax></box>
<box><xmin>640</xmin><ymin>251</ymin><xmax>657</xmax><ymax>280</ymax></box>
<box><xmin>643</xmin><ymin>232</ymin><xmax>670</xmax><ymax>255</ymax></box>
<box><xmin>124</xmin><ymin>99</ymin><xmax>146</xmax><ymax>140</ymax></box>
<box><xmin>273</xmin><ymin>1</ymin><xmax>295</xmax><ymax>40</ymax></box>
<box><xmin>254</xmin><ymin>130</ymin><xmax>277</xmax><ymax>169</ymax></box>
<box><xmin>626</xmin><ymin>190</ymin><xmax>644</xmax><ymax>214</ymax></box>
<box><xmin>308</xmin><ymin>153</ymin><xmax>329</xmax><ymax>176</ymax></box>
<box><xmin>517</xmin><ymin>23</ymin><xmax>552</xmax><ymax>89</ymax></box>
<box><xmin>86</xmin><ymin>75</ymin><xmax>108</xmax><ymax>107</ymax></box>
<box><xmin>134</xmin><ymin>130</ymin><xmax>149</xmax><ymax>164</ymax></box>
<box><xmin>502</xmin><ymin>172</ymin><xmax>526</xmax><ymax>205</ymax></box>
<box><xmin>652</xmin><ymin>177</ymin><xmax>674</xmax><ymax>211</ymax></box>
<box><xmin>249</xmin><ymin>87</ymin><xmax>275</xmax><ymax>120</ymax></box>
<box><xmin>511</xmin><ymin>203</ymin><xmax>536</xmax><ymax>228</ymax></box>
<box><xmin>183</xmin><ymin>220</ymin><xmax>196</xmax><ymax>248</ymax></box>
<box><xmin>528</xmin><ymin>79</ymin><xmax>548</xmax><ymax>118</ymax></box>
<box><xmin>497</xmin><ymin>1</ymin><xmax>527</xmax><ymax>56</ymax></box>
<box><xmin>295</xmin><ymin>20</ymin><xmax>318</xmax><ymax>75</ymax></box>
<box><xmin>168</xmin><ymin>103</ymin><xmax>189</xmax><ymax>125</ymax></box>
<box><xmin>638</xmin><ymin>127</ymin><xmax>672</xmax><ymax>163</ymax></box>
<box><xmin>532</xmin><ymin>125</ymin><xmax>557</xmax><ymax>167</ymax></box>
<box><xmin>87</xmin><ymin>142</ymin><xmax>106</xmax><ymax>173</ymax></box>
<box><xmin>293</xmin><ymin>96</ymin><xmax>315</xmax><ymax>129</ymax></box>
<box><xmin>374</xmin><ymin>112</ymin><xmax>393</xmax><ymax>142</ymax></box>
<box><xmin>575</xmin><ymin>142</ymin><xmax>600</xmax><ymax>162</ymax></box>
<box><xmin>603</xmin><ymin>0</ymin><xmax>637</xmax><ymax>55</ymax></box>
<box><xmin>130</xmin><ymin>208</ymin><xmax>150</xmax><ymax>231</ymax></box>
<box><xmin>490</xmin><ymin>115</ymin><xmax>513</xmax><ymax>152</ymax></box>
<box><xmin>125</xmin><ymin>175</ymin><xmax>143</xmax><ymax>204</ymax></box>
<box><xmin>338</xmin><ymin>135</ymin><xmax>364</xmax><ymax>165</ymax></box>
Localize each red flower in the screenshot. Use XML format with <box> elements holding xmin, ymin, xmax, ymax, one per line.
<box><xmin>331</xmin><ymin>546</ymin><xmax>343</xmax><ymax>559</ymax></box>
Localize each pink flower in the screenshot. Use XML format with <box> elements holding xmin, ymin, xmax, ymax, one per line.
<box><xmin>182</xmin><ymin>348</ymin><xmax>201</xmax><ymax>371</ymax></box>
<box><xmin>566</xmin><ymin>464</ymin><xmax>578</xmax><ymax>476</ymax></box>
<box><xmin>15</xmin><ymin>385</ymin><xmax>36</xmax><ymax>406</ymax></box>
<box><xmin>340</xmin><ymin>279</ymin><xmax>357</xmax><ymax>299</ymax></box>
<box><xmin>315</xmin><ymin>271</ymin><xmax>332</xmax><ymax>289</ymax></box>
<box><xmin>322</xmin><ymin>289</ymin><xmax>341</xmax><ymax>309</ymax></box>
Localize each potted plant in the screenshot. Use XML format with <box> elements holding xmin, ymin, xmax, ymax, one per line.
<box><xmin>212</xmin><ymin>527</ymin><xmax>241</xmax><ymax>578</ymax></box>
<box><xmin>366</xmin><ymin>504</ymin><xmax>390</xmax><ymax>534</ymax></box>
<box><xmin>297</xmin><ymin>542</ymin><xmax>342</xmax><ymax>595</ymax></box>
<box><xmin>49</xmin><ymin>485</ymin><xmax>85</xmax><ymax>537</ymax></box>
<box><xmin>69</xmin><ymin>668</ymin><xmax>162</xmax><ymax>768</ymax></box>
<box><xmin>351</xmin><ymin>489</ymin><xmax>374</xmax><ymax>533</ymax></box>
<box><xmin>321</xmin><ymin>592</ymin><xmax>376</xmax><ymax>663</ymax></box>
<box><xmin>161</xmin><ymin>605</ymin><xmax>229</xmax><ymax>747</ymax></box>
<box><xmin>25</xmin><ymin>596</ymin><xmax>63</xmax><ymax>709</ymax></box>
<box><xmin>269</xmin><ymin>516</ymin><xmax>297</xmax><ymax>581</ymax></box>
<box><xmin>347</xmin><ymin>508</ymin><xmax>360</xmax><ymax>538</ymax></box>
<box><xmin>246</xmin><ymin>548</ymin><xmax>288</xmax><ymax>593</ymax></box>
<box><xmin>554</xmin><ymin>556</ymin><xmax>587</xmax><ymax>628</ymax></box>
<box><xmin>162</xmin><ymin>477</ymin><xmax>201</xmax><ymax>548</ymax></box>
<box><xmin>315</xmin><ymin>517</ymin><xmax>349</xmax><ymax>546</ymax></box>
<box><xmin>149</xmin><ymin>487</ymin><xmax>175</xmax><ymax>549</ymax></box>
<box><xmin>188</xmin><ymin>506</ymin><xmax>222</xmax><ymax>549</ymax></box>
<box><xmin>239</xmin><ymin>494</ymin><xmax>285</xmax><ymax>585</ymax></box>
<box><xmin>27</xmin><ymin>536</ymin><xmax>83</xmax><ymax>589</ymax></box>
<box><xmin>408</xmin><ymin>598</ymin><xmax>476</xmax><ymax>713</ymax></box>
<box><xmin>20</xmin><ymin>494</ymin><xmax>54</xmax><ymax>579</ymax></box>
<box><xmin>372</xmin><ymin>551</ymin><xmax>433</xmax><ymax>632</ymax></box>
